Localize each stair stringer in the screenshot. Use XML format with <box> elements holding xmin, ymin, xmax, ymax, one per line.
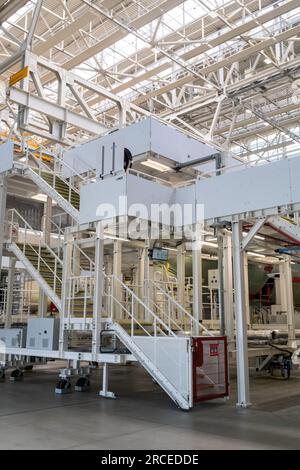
<box><xmin>268</xmin><ymin>216</ymin><xmax>300</xmax><ymax>244</ymax></box>
<box><xmin>22</xmin><ymin>166</ymin><xmax>80</xmax><ymax>222</ymax></box>
<box><xmin>6</xmin><ymin>242</ymin><xmax>62</xmax><ymax>311</ymax></box>
<box><xmin>110</xmin><ymin>321</ymin><xmax>191</xmax><ymax>410</ymax></box>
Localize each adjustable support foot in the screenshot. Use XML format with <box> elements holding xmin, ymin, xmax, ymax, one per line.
<box><xmin>99</xmin><ymin>363</ymin><xmax>116</xmax><ymax>399</ymax></box>
<box><xmin>236</xmin><ymin>401</ymin><xmax>252</xmax><ymax>409</ymax></box>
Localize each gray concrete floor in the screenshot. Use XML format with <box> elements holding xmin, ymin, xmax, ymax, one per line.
<box><xmin>1</xmin><ymin>362</ymin><xmax>300</xmax><ymax>449</ymax></box>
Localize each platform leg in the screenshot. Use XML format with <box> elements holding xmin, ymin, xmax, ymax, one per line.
<box><xmin>232</xmin><ymin>220</ymin><xmax>251</xmax><ymax>408</ymax></box>
<box><xmin>99</xmin><ymin>363</ymin><xmax>116</xmax><ymax>399</ymax></box>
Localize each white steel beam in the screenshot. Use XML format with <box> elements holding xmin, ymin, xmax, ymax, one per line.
<box><xmin>7</xmin><ymin>87</ymin><xmax>108</xmax><ymax>136</ymax></box>
<box><xmin>4</xmin><ymin>256</ymin><xmax>16</xmax><ymax>328</ymax></box>
<box><xmin>281</xmin><ymin>257</ymin><xmax>296</xmax><ymax>347</ymax></box>
<box><xmin>93</xmin><ymin>221</ymin><xmax>104</xmax><ymax>359</ymax></box>
<box><xmin>223</xmin><ymin>232</ymin><xmax>234</xmax><ymax>348</ymax></box>
<box><xmin>242</xmin><ymin>218</ymin><xmax>266</xmax><ymax>250</ymax></box>
<box><xmin>232</xmin><ymin>220</ymin><xmax>251</xmax><ymax>408</ymax></box>
<box><xmin>192</xmin><ymin>223</ymin><xmax>202</xmax><ymax>334</ymax></box>
<box><xmin>177</xmin><ymin>243</ymin><xmax>185</xmax><ymax>308</ymax></box>
<box><xmin>25</xmin><ymin>0</ymin><xmax>44</xmax><ymax>51</ymax></box>
<box><xmin>0</xmin><ymin>174</ymin><xmax>7</xmax><ymax>271</ymax></box>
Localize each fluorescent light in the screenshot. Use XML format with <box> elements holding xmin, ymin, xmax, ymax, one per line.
<box><xmin>206</xmin><ymin>237</ymin><xmax>217</xmax><ymax>242</ymax></box>
<box><xmin>248</xmin><ymin>251</ymin><xmax>266</xmax><ymax>258</ymax></box>
<box><xmin>255</xmin><ymin>234</ymin><xmax>265</xmax><ymax>240</ymax></box>
<box><xmin>104</xmin><ymin>234</ymin><xmax>129</xmax><ymax>242</ymax></box>
<box><xmin>31</xmin><ymin>194</ymin><xmax>57</xmax><ymax>205</ymax></box>
<box><xmin>243</xmin><ymin>231</ymin><xmax>265</xmax><ymax>241</ymax></box>
<box><xmin>203</xmin><ymin>241</ymin><xmax>218</xmax><ymax>248</ymax></box>
<box><xmin>141</xmin><ymin>159</ymin><xmax>170</xmax><ymax>172</ymax></box>
<box><xmin>264</xmin><ymin>57</ymin><xmax>272</xmax><ymax>65</ymax></box>
<box><xmin>31</xmin><ymin>193</ymin><xmax>48</xmax><ymax>202</ymax></box>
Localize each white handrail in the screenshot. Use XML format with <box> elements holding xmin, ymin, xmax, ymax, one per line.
<box><xmin>6</xmin><ymin>209</ymin><xmax>63</xmax><ymax>295</ymax></box>
<box><xmin>106</xmin><ymin>274</ymin><xmax>176</xmax><ymax>337</ymax></box>
<box><xmin>7</xmin><ymin>209</ymin><xmax>62</xmax><ymax>265</ymax></box>
<box><xmin>148</xmin><ymin>279</ymin><xmax>213</xmax><ymax>336</ymax></box>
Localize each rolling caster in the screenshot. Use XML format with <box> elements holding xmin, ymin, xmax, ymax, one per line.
<box><xmin>0</xmin><ymin>369</ymin><xmax>5</xmax><ymax>381</ymax></box>
<box><xmin>55</xmin><ymin>378</ymin><xmax>72</xmax><ymax>395</ymax></box>
<box><xmin>75</xmin><ymin>376</ymin><xmax>90</xmax><ymax>392</ymax></box>
<box><xmin>10</xmin><ymin>369</ymin><xmax>24</xmax><ymax>382</ymax></box>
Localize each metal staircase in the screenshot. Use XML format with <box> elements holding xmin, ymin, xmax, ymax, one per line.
<box><xmin>12</xmin><ymin>144</ymin><xmax>96</xmax><ymax>222</ymax></box>
<box><xmin>268</xmin><ymin>216</ymin><xmax>300</xmax><ymax>243</ymax></box>
<box><xmin>110</xmin><ymin>321</ymin><xmax>191</xmax><ymax>410</ymax></box>
<box><xmin>4</xmin><ymin>209</ymin><xmax>211</xmax><ymax>409</ymax></box>
<box><xmin>23</xmin><ymin>166</ymin><xmax>80</xmax><ymax>222</ymax></box>
<box><xmin>5</xmin><ymin>209</ymin><xmax>63</xmax><ymax>310</ymax></box>
<box><xmin>104</xmin><ymin>275</ymin><xmax>212</xmax><ymax>410</ymax></box>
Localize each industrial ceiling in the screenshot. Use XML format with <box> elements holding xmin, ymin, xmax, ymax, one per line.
<box><xmin>1</xmin><ymin>0</ymin><xmax>300</xmax><ymax>163</ymax></box>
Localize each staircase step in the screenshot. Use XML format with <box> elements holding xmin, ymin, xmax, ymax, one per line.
<box><xmin>33</xmin><ymin>169</ymin><xmax>80</xmax><ymax>210</ymax></box>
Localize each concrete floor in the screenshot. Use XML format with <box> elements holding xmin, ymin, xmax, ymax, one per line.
<box><xmin>1</xmin><ymin>362</ymin><xmax>300</xmax><ymax>449</ymax></box>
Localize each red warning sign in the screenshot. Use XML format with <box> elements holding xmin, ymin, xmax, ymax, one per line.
<box><xmin>210</xmin><ymin>343</ymin><xmax>219</xmax><ymax>356</ymax></box>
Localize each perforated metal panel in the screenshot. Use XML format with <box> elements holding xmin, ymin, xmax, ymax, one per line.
<box><xmin>192</xmin><ymin>336</ymin><xmax>229</xmax><ymax>403</ymax></box>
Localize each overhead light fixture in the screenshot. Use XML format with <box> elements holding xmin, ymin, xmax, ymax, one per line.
<box><xmin>31</xmin><ymin>194</ymin><xmax>57</xmax><ymax>205</ymax></box>
<box><xmin>248</xmin><ymin>251</ymin><xmax>266</xmax><ymax>258</ymax></box>
<box><xmin>18</xmin><ymin>157</ymin><xmax>27</xmax><ymax>162</ymax></box>
<box><xmin>264</xmin><ymin>57</ymin><xmax>272</xmax><ymax>65</ymax></box>
<box><xmin>141</xmin><ymin>159</ymin><xmax>171</xmax><ymax>172</ymax></box>
<box><xmin>255</xmin><ymin>234</ymin><xmax>265</xmax><ymax>240</ymax></box>
<box><xmin>203</xmin><ymin>241</ymin><xmax>218</xmax><ymax>248</ymax></box>
<box><xmin>242</xmin><ymin>231</ymin><xmax>265</xmax><ymax>241</ymax></box>
<box><xmin>104</xmin><ymin>234</ymin><xmax>129</xmax><ymax>242</ymax></box>
<box><xmin>206</xmin><ymin>237</ymin><xmax>217</xmax><ymax>242</ymax></box>
<box><xmin>31</xmin><ymin>193</ymin><xmax>48</xmax><ymax>203</ymax></box>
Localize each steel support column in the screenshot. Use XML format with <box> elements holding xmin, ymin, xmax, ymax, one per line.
<box><xmin>93</xmin><ymin>221</ymin><xmax>104</xmax><ymax>358</ymax></box>
<box><xmin>223</xmin><ymin>232</ymin><xmax>234</xmax><ymax>348</ymax></box>
<box><xmin>5</xmin><ymin>257</ymin><xmax>16</xmax><ymax>328</ymax></box>
<box><xmin>39</xmin><ymin>196</ymin><xmax>52</xmax><ymax>318</ymax></box>
<box><xmin>243</xmin><ymin>252</ymin><xmax>251</xmax><ymax>328</ymax></box>
<box><xmin>232</xmin><ymin>220</ymin><xmax>251</xmax><ymax>408</ymax></box>
<box><xmin>217</xmin><ymin>230</ymin><xmax>225</xmax><ymax>335</ymax></box>
<box><xmin>192</xmin><ymin>223</ymin><xmax>202</xmax><ymax>334</ymax></box>
<box><xmin>137</xmin><ymin>246</ymin><xmax>146</xmax><ymax>316</ymax></box>
<box><xmin>282</xmin><ymin>256</ymin><xmax>296</xmax><ymax>347</ymax></box>
<box><xmin>59</xmin><ymin>232</ymin><xmax>73</xmax><ymax>354</ymax></box>
<box><xmin>177</xmin><ymin>243</ymin><xmax>185</xmax><ymax>307</ymax></box>
<box><xmin>113</xmin><ymin>240</ymin><xmax>122</xmax><ymax>319</ymax></box>
<box><xmin>0</xmin><ymin>174</ymin><xmax>7</xmax><ymax>272</ymax></box>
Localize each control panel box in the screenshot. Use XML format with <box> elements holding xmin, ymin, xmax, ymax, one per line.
<box><xmin>208</xmin><ymin>269</ymin><xmax>219</xmax><ymax>289</ymax></box>
<box><xmin>0</xmin><ymin>328</ymin><xmax>27</xmax><ymax>348</ymax></box>
<box><xmin>26</xmin><ymin>318</ymin><xmax>60</xmax><ymax>351</ymax></box>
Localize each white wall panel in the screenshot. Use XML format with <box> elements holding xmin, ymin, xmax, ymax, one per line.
<box><xmin>0</xmin><ymin>140</ymin><xmax>13</xmax><ymax>173</ymax></box>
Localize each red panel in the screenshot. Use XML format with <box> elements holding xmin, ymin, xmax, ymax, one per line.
<box><xmin>192</xmin><ymin>336</ymin><xmax>229</xmax><ymax>404</ymax></box>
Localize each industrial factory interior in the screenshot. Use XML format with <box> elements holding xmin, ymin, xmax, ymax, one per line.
<box><xmin>2</xmin><ymin>0</ymin><xmax>300</xmax><ymax>453</ymax></box>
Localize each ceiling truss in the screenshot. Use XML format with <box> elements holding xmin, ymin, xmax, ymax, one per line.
<box><xmin>0</xmin><ymin>0</ymin><xmax>299</xmax><ymax>161</ymax></box>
